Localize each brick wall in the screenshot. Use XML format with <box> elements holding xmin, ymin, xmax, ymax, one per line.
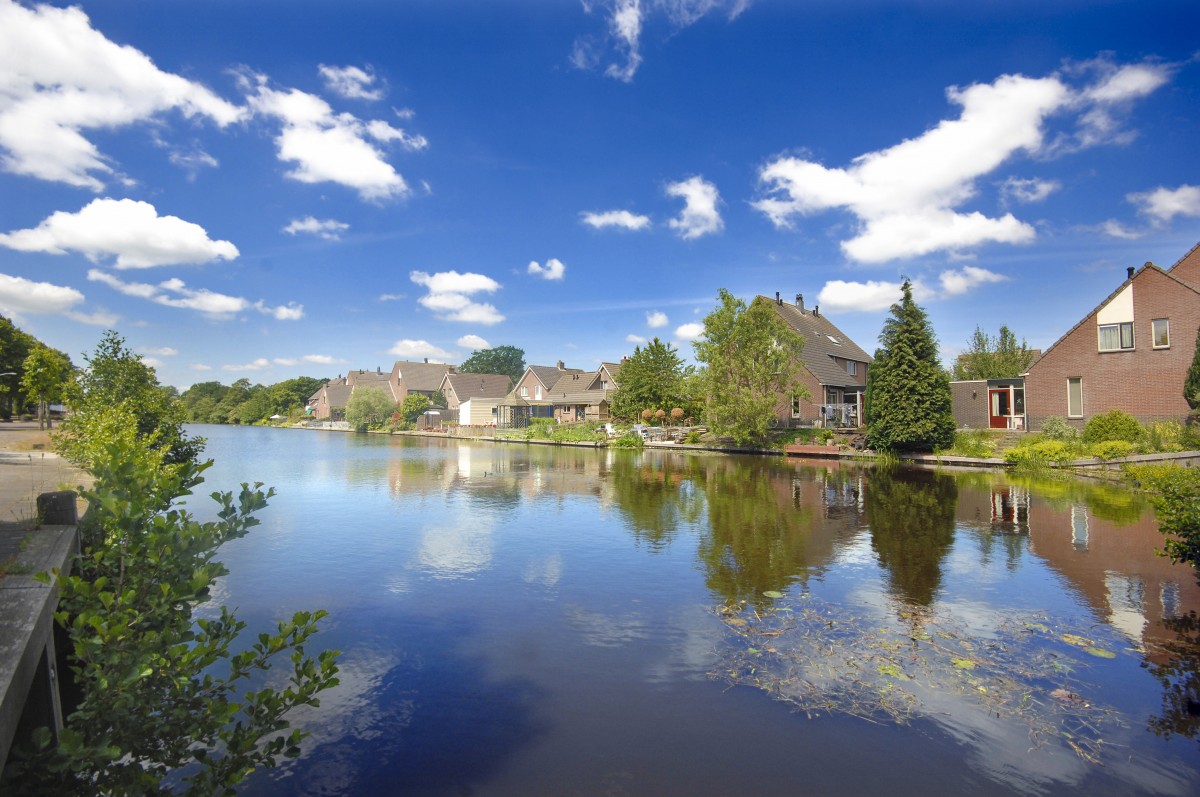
<box><xmin>950</xmin><ymin>380</ymin><xmax>989</xmax><ymax>428</ymax></box>
<box><xmin>1025</xmin><ymin>267</ymin><xmax>1200</xmax><ymax>429</ymax></box>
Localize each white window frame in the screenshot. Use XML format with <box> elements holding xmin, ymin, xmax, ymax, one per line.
<box><xmin>1152</xmin><ymin>318</ymin><xmax>1170</xmax><ymax>349</ymax></box>
<box><xmin>520</xmin><ymin>386</ymin><xmax>528</xmax><ymax>397</ymax></box>
<box><xmin>847</xmin><ymin>360</ymin><xmax>857</xmax><ymax>376</ymax></box>
<box><xmin>791</xmin><ymin>393</ymin><xmax>803</xmax><ymax>418</ymax></box>
<box><xmin>1067</xmin><ymin>377</ymin><xmax>1083</xmax><ymax>418</ymax></box>
<box><xmin>535</xmin><ymin>385</ymin><xmax>542</xmax><ymax>400</ymax></box>
<box><xmin>1098</xmin><ymin>321</ymin><xmax>1134</xmax><ymax>351</ymax></box>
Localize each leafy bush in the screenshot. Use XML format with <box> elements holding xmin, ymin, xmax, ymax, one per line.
<box><xmin>684</xmin><ymin>431</ymin><xmax>701</xmax><ymax>444</ymax></box>
<box><xmin>524</xmin><ymin>418</ymin><xmax>554</xmax><ymax>439</ymax></box>
<box><xmin>1083</xmin><ymin>409</ymin><xmax>1143</xmax><ymax>445</ymax></box>
<box><xmin>610</xmin><ymin>432</ymin><xmax>645</xmax><ymax>448</ymax></box>
<box><xmin>1040</xmin><ymin>416</ymin><xmax>1080</xmax><ymax>442</ymax></box>
<box><xmin>1004</xmin><ymin>440</ymin><xmax>1076</xmax><ymax>468</ymax></box>
<box><xmin>1126</xmin><ymin>464</ymin><xmax>1200</xmax><ymax>568</ymax></box>
<box><xmin>946</xmin><ymin>429</ymin><xmax>997</xmax><ymax>458</ymax></box>
<box><xmin>550</xmin><ymin>423</ymin><xmax>605</xmax><ymax>443</ymax></box>
<box><xmin>1145</xmin><ymin>420</ymin><xmax>1185</xmax><ymax>453</ymax></box>
<box><xmin>1090</xmin><ymin>440</ymin><xmax>1135</xmax><ymax>460</ymax></box>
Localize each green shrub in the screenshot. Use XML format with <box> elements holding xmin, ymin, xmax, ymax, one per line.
<box><xmin>1090</xmin><ymin>440</ymin><xmax>1135</xmax><ymax>460</ymax></box>
<box><xmin>1083</xmin><ymin>409</ymin><xmax>1143</xmax><ymax>445</ymax></box>
<box><xmin>946</xmin><ymin>429</ymin><xmax>996</xmax><ymax>458</ymax></box>
<box><xmin>1126</xmin><ymin>464</ymin><xmax>1200</xmax><ymax>568</ymax></box>
<box><xmin>610</xmin><ymin>432</ymin><xmax>645</xmax><ymax>448</ymax></box>
<box><xmin>1144</xmin><ymin>420</ymin><xmax>1185</xmax><ymax>453</ymax></box>
<box><xmin>1004</xmin><ymin>440</ymin><xmax>1076</xmax><ymax>468</ymax></box>
<box><xmin>684</xmin><ymin>431</ymin><xmax>701</xmax><ymax>445</ymax></box>
<box><xmin>1040</xmin><ymin>416</ymin><xmax>1080</xmax><ymax>442</ymax></box>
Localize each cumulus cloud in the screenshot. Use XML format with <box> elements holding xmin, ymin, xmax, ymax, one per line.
<box><xmin>754</xmin><ymin>60</ymin><xmax>1170</xmax><ymax>263</ymax></box>
<box><xmin>1101</xmin><ymin>219</ymin><xmax>1143</xmax><ymax>240</ymax></box>
<box><xmin>666</xmin><ymin>176</ymin><xmax>723</xmax><ymax>239</ymax></box>
<box><xmin>88</xmin><ymin>269</ymin><xmax>303</xmax><ymax>320</ymax></box>
<box><xmin>410</xmin><ymin>270</ymin><xmax>504</xmax><ymax>324</ymax></box>
<box><xmin>646</xmin><ymin>310</ymin><xmax>668</xmax><ymax>328</ymax></box>
<box><xmin>318</xmin><ymin>64</ymin><xmax>384</xmax><ymax>101</ymax></box>
<box><xmin>138</xmin><ymin>346</ymin><xmax>178</xmax><ymax>357</ymax></box>
<box><xmin>939</xmin><ymin>266</ymin><xmax>1007</xmax><ymax>296</ymax></box>
<box><xmin>238</xmin><ymin>71</ymin><xmax>426</xmax><ymax>201</ymax></box>
<box><xmin>377</xmin><ymin>293</ymin><xmax>405</xmax><ymax>302</ymax></box>
<box><xmin>1000</xmin><ymin>177</ymin><xmax>1060</xmax><ymax>204</ymax></box>
<box><xmin>283</xmin><ymin>216</ymin><xmax>349</xmax><ymax>240</ymax></box>
<box><xmin>223</xmin><ymin>358</ymin><xmax>271</xmax><ymax>372</ymax></box>
<box><xmin>0</xmin><ymin>271</ymin><xmax>113</xmax><ymax>324</ymax></box>
<box><xmin>816</xmin><ymin>280</ymin><xmax>910</xmax><ymax>313</ymax></box>
<box><xmin>0</xmin><ymin>1</ymin><xmax>243</xmax><ymax>190</ymax></box>
<box><xmin>674</xmin><ymin>322</ymin><xmax>704</xmax><ymax>341</ymax></box>
<box><xmin>273</xmin><ymin>354</ymin><xmax>344</xmax><ymax>366</ymax></box>
<box><xmin>388</xmin><ymin>339</ymin><xmax>456</xmax><ymax>360</ymax></box>
<box><xmin>457</xmin><ymin>334</ymin><xmax>491</xmax><ymax>350</ymax></box>
<box><xmin>528</xmin><ymin>258</ymin><xmax>566</xmax><ymax>280</ymax></box>
<box><xmin>190</xmin><ymin>363</ymin><xmax>213</xmax><ymax>372</ymax></box>
<box><xmin>1129</xmin><ymin>184</ymin><xmax>1200</xmax><ymax>225</ymax></box>
<box><xmin>0</xmin><ymin>198</ymin><xmax>238</xmax><ymax>268</ymax></box>
<box><xmin>626</xmin><ymin>333</ymin><xmax>647</xmax><ymax>344</ymax></box>
<box><xmin>581</xmin><ymin>209</ymin><xmax>652</xmax><ymax>230</ymax></box>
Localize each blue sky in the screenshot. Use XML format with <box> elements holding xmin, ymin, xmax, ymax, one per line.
<box><xmin>0</xmin><ymin>0</ymin><xmax>1197</xmax><ymax>389</ymax></box>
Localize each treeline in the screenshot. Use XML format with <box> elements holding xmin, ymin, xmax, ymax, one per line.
<box><xmin>177</xmin><ymin>376</ymin><xmax>327</xmax><ymax>425</ymax></box>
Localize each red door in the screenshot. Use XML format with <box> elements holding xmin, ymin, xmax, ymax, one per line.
<box><xmin>989</xmin><ymin>389</ymin><xmax>1009</xmax><ymax>429</ymax></box>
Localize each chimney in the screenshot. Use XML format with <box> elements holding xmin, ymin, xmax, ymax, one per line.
<box><xmin>775</xmin><ymin>291</ymin><xmax>781</xmax><ymax>305</ymax></box>
<box><xmin>377</xmin><ymin>366</ymin><xmax>381</xmax><ymax>374</ymax></box>
<box><xmin>814</xmin><ymin>305</ymin><xmax>819</xmax><ymax>317</ymax></box>
<box><xmin>796</xmin><ymin>293</ymin><xmax>804</xmax><ymax>312</ymax></box>
<box><xmin>423</xmin><ymin>358</ymin><xmax>428</xmax><ymax>364</ymax></box>
<box><xmin>557</xmin><ymin>360</ymin><xmax>565</xmax><ymax>370</ymax></box>
<box><xmin>447</xmin><ymin>365</ymin><xmax>456</xmax><ymax>374</ymax></box>
<box><xmin>1127</xmin><ymin>266</ymin><xmax>1135</xmax><ymax>280</ymax></box>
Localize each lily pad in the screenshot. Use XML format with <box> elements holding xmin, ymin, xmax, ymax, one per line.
<box><xmin>951</xmin><ymin>658</ymin><xmax>976</xmax><ymax>670</ymax></box>
<box><xmin>1084</xmin><ymin>646</ymin><xmax>1116</xmax><ymax>659</ymax></box>
<box><xmin>1060</xmin><ymin>633</ymin><xmax>1092</xmax><ymax>648</ymax></box>
<box><xmin>762</xmin><ymin>590</ymin><xmax>785</xmax><ymax>599</ymax></box>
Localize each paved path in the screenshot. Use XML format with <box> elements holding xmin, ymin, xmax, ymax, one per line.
<box><xmin>0</xmin><ymin>422</ymin><xmax>88</xmax><ymax>561</ymax></box>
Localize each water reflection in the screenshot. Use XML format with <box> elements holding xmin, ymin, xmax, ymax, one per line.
<box><xmin>863</xmin><ymin>467</ymin><xmax>958</xmax><ymax>606</ymax></box>
<box><xmin>1146</xmin><ymin>611</ymin><xmax>1200</xmax><ymax>745</ymax></box>
<box><xmin>607</xmin><ymin>454</ymin><xmax>705</xmax><ymax>549</ymax></box>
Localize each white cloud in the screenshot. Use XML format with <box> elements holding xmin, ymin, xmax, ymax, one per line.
<box><xmin>1000</xmin><ymin>177</ymin><xmax>1060</xmax><ymax>204</ymax></box>
<box><xmin>141</xmin><ymin>357</ymin><xmax>163</xmax><ymax>368</ymax></box>
<box><xmin>190</xmin><ymin>363</ymin><xmax>212</xmax><ymax>372</ymax></box>
<box><xmin>410</xmin><ymin>270</ymin><xmax>504</xmax><ymax>324</ymax></box>
<box><xmin>817</xmin><ymin>280</ymin><xmax>907</xmax><ymax>313</ymax></box>
<box><xmin>754</xmin><ymin>61</ymin><xmax>1169</xmax><ymax>263</ymax></box>
<box><xmin>580</xmin><ymin>209</ymin><xmax>652</xmax><ymax>230</ymax></box>
<box><xmin>377</xmin><ymin>292</ymin><xmax>406</xmax><ymax>302</ymax></box>
<box><xmin>318</xmin><ymin>64</ymin><xmax>384</xmax><ymax>101</ymax></box>
<box><xmin>283</xmin><ymin>216</ymin><xmax>350</xmax><ymax>240</ymax></box>
<box><xmin>239</xmin><ymin>71</ymin><xmax>425</xmax><ymax>201</ymax></box>
<box><xmin>0</xmin><ymin>1</ymin><xmax>243</xmax><ymax>189</ymax></box>
<box><xmin>223</xmin><ymin>358</ymin><xmax>271</xmax><ymax>372</ymax></box>
<box><xmin>457</xmin><ymin>334</ymin><xmax>491</xmax><ymax>350</ymax></box>
<box><xmin>626</xmin><ymin>333</ymin><xmax>647</xmax><ymax>343</ymax></box>
<box><xmin>0</xmin><ymin>198</ymin><xmax>238</xmax><ymax>268</ymax></box>
<box><xmin>1100</xmin><ymin>219</ymin><xmax>1144</xmax><ymax>240</ymax></box>
<box><xmin>1065</xmin><ymin>59</ymin><xmax>1172</xmax><ymax>152</ymax></box>
<box><xmin>388</xmin><ymin>339</ymin><xmax>456</xmax><ymax>360</ymax></box>
<box><xmin>1128</xmin><ymin>184</ymin><xmax>1200</xmax><ymax>226</ymax></box>
<box><xmin>666</xmin><ymin>176</ymin><xmax>723</xmax><ymax>239</ymax></box>
<box><xmin>0</xmin><ymin>271</ymin><xmax>82</xmax><ymax>315</ymax></box>
<box><xmin>273</xmin><ymin>354</ymin><xmax>344</xmax><ymax>366</ymax></box>
<box><xmin>939</xmin><ymin>266</ymin><xmax>1007</xmax><ymax>296</ymax></box>
<box><xmin>167</xmin><ymin>147</ymin><xmax>219</xmax><ymax>179</ymax></box>
<box><xmin>674</xmin><ymin>322</ymin><xmax>705</xmax><ymax>341</ymax></box>
<box><xmin>646</xmin><ymin>310</ymin><xmax>668</xmax><ymax>328</ymax></box>
<box><xmin>605</xmin><ymin>0</ymin><xmax>643</xmax><ymax>82</ymax></box>
<box><xmin>88</xmin><ymin>269</ymin><xmax>302</xmax><ymax>320</ymax></box>
<box><xmin>528</xmin><ymin>258</ymin><xmax>566</xmax><ymax>280</ymax></box>
<box><xmin>138</xmin><ymin>346</ymin><xmax>178</xmax><ymax>356</ymax></box>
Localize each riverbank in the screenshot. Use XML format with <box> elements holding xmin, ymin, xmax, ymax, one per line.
<box><xmin>0</xmin><ymin>422</ymin><xmax>89</xmax><ymax>560</ymax></box>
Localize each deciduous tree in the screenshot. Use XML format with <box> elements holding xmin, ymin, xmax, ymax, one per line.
<box><xmin>459</xmin><ymin>345</ymin><xmax>526</xmax><ymax>383</ymax></box>
<box><xmin>610</xmin><ymin>337</ymin><xmax>692</xmax><ymax>421</ymax></box>
<box><xmin>951</xmin><ymin>325</ymin><xmax>1035</xmax><ymax>381</ymax></box>
<box><xmin>346</xmin><ymin>386</ymin><xmax>397</xmax><ymax>429</ymax></box>
<box><xmin>693</xmin><ymin>290</ymin><xmax>808</xmax><ymax>445</ymax></box>
<box><xmin>20</xmin><ymin>344</ymin><xmax>72</xmax><ymax>430</ymax></box>
<box><xmin>867</xmin><ymin>281</ymin><xmax>955</xmax><ymax>452</ymax></box>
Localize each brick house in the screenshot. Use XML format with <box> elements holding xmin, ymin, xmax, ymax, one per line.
<box><xmin>499</xmin><ymin>361</ymin><xmax>583</xmax><ymax>427</ymax></box>
<box><xmin>1024</xmin><ymin>242</ymin><xmax>1200</xmax><ymax>429</ymax></box>
<box><xmin>391</xmin><ymin>359</ymin><xmax>457</xmax><ymax>403</ymax></box>
<box><xmin>548</xmin><ymin>369</ymin><xmax>617</xmax><ymax>424</ymax></box>
<box><xmin>760</xmin><ymin>293</ymin><xmax>872</xmax><ymax>428</ymax></box>
<box><xmin>438</xmin><ymin>371</ymin><xmax>512</xmax><ymax>425</ymax></box>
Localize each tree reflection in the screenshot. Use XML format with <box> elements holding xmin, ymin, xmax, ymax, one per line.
<box><xmin>697</xmin><ymin>459</ymin><xmax>830</xmax><ymax>603</ymax></box>
<box><xmin>864</xmin><ymin>467</ymin><xmax>958</xmax><ymax>606</ymax></box>
<box><xmin>1146</xmin><ymin>611</ymin><xmax>1200</xmax><ymax>745</ymax></box>
<box><xmin>607</xmin><ymin>454</ymin><xmax>705</xmax><ymax>549</ymax></box>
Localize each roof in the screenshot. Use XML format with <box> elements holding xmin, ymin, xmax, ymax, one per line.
<box><xmin>1028</xmin><ymin>262</ymin><xmax>1200</xmax><ymax>371</ymax></box>
<box><xmin>324</xmin><ymin>383</ymin><xmax>353</xmax><ymax>408</ymax></box>
<box><xmin>527</xmin><ymin>363</ymin><xmax>583</xmax><ymax>389</ymax></box>
<box><xmin>444</xmin><ymin>372</ymin><xmax>512</xmax><ymax>400</ymax></box>
<box><xmin>394</xmin><ymin>360</ymin><xmax>456</xmax><ymax>392</ymax></box>
<box><xmin>547</xmin><ymin>371</ymin><xmax>611</xmax><ymax>405</ymax></box>
<box><xmin>760</xmin><ymin>297</ymin><xmax>873</xmax><ymax>388</ymax></box>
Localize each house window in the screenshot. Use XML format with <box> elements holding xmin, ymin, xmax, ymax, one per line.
<box><xmin>791</xmin><ymin>393</ymin><xmax>803</xmax><ymax>418</ymax></box>
<box><xmin>1067</xmin><ymin>377</ymin><xmax>1083</xmax><ymax>418</ymax></box>
<box><xmin>1098</xmin><ymin>322</ymin><xmax>1133</xmax><ymax>351</ymax></box>
<box><xmin>1152</xmin><ymin>318</ymin><xmax>1170</xmax><ymax>348</ymax></box>
<box><xmin>535</xmin><ymin>386</ymin><xmax>542</xmax><ymax>400</ymax></box>
<box><xmin>520</xmin><ymin>386</ymin><xmax>528</xmax><ymax>397</ymax></box>
<box><xmin>846</xmin><ymin>360</ymin><xmax>857</xmax><ymax>376</ymax></box>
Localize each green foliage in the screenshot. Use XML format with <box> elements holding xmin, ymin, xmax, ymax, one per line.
<box><xmin>524</xmin><ymin>417</ymin><xmax>554</xmax><ymax>439</ymax></box>
<box><xmin>610</xmin><ymin>337</ymin><xmax>693</xmax><ymax>421</ymax></box>
<box><xmin>1040</xmin><ymin>416</ymin><xmax>1080</xmax><ymax>442</ymax></box>
<box><xmin>399</xmin><ymin>392</ymin><xmax>433</xmax><ymax>424</ymax></box>
<box><xmin>1083</xmin><ymin>409</ymin><xmax>1143</xmax><ymax>445</ymax></box>
<box><xmin>1</xmin><ymin>313</ymin><xmax>42</xmax><ymax>418</ymax></box>
<box><xmin>459</xmin><ymin>345</ymin><xmax>526</xmax><ymax>383</ymax></box>
<box><xmin>693</xmin><ymin>290</ymin><xmax>808</xmax><ymax>446</ymax></box>
<box><xmin>867</xmin><ymin>281</ymin><xmax>955</xmax><ymax>452</ymax></box>
<box><xmin>5</xmin><ymin>405</ymin><xmax>339</xmax><ymax>796</ymax></box>
<box><xmin>1126</xmin><ymin>464</ymin><xmax>1200</xmax><ymax>568</ymax></box>
<box><xmin>549</xmin><ymin>422</ymin><xmax>605</xmax><ymax>443</ymax></box>
<box><xmin>610</xmin><ymin>432</ymin><xmax>645</xmax><ymax>448</ymax></box>
<box><xmin>684</xmin><ymin>431</ymin><xmax>702</xmax><ymax>444</ymax></box>
<box><xmin>1145</xmin><ymin>421</ymin><xmax>1185</xmax><ymax>453</ymax></box>
<box><xmin>1090</xmin><ymin>440</ymin><xmax>1135</xmax><ymax>460</ymax></box>
<box><xmin>945</xmin><ymin>429</ymin><xmax>997</xmax><ymax>458</ymax></box>
<box><xmin>1003</xmin><ymin>440</ymin><xmax>1076</xmax><ymax>468</ymax></box>
<box><xmin>345</xmin><ymin>387</ymin><xmax>397</xmax><ymax>430</ymax></box>
<box><xmin>1185</xmin><ymin>323</ymin><xmax>1200</xmax><ymax>410</ymax></box>
<box><xmin>951</xmin><ymin>325</ymin><xmax>1035</xmax><ymax>381</ymax></box>
<box><xmin>21</xmin><ymin>343</ymin><xmax>73</xmax><ymax>430</ymax></box>
<box><xmin>56</xmin><ymin>331</ymin><xmax>201</xmax><ymax>472</ymax></box>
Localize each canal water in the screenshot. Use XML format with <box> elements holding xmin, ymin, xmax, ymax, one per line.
<box><xmin>190</xmin><ymin>426</ymin><xmax>1200</xmax><ymax>796</ymax></box>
